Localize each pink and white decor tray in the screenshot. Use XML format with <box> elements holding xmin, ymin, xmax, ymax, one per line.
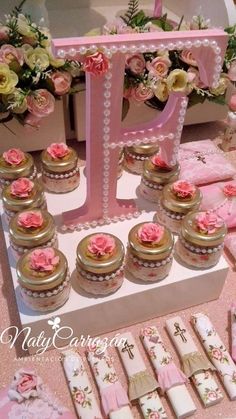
<box><xmin>0</xmin><ymin>169</ymin><xmax>229</xmax><ymax>354</ymax></box>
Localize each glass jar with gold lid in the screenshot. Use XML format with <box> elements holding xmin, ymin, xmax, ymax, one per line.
<box><xmin>41</xmin><ymin>143</ymin><xmax>80</xmax><ymax>193</ymax></box>
<box><xmin>139</xmin><ymin>154</ymin><xmax>180</xmax><ymax>203</ymax></box>
<box><xmin>9</xmin><ymin>209</ymin><xmax>57</xmax><ymax>260</ymax></box>
<box><xmin>156</xmin><ymin>180</ymin><xmax>202</xmax><ymax>234</ymax></box>
<box><xmin>17</xmin><ymin>247</ymin><xmax>70</xmax><ymax>312</ymax></box>
<box><xmin>176</xmin><ymin>211</ymin><xmax>227</xmax><ymax>269</ymax></box>
<box><xmin>123</xmin><ymin>143</ymin><xmax>159</xmax><ymax>175</ymax></box>
<box><xmin>76</xmin><ymin>233</ymin><xmax>125</xmax><ymax>295</ymax></box>
<box><xmin>0</xmin><ymin>148</ymin><xmax>37</xmax><ymax>189</ymax></box>
<box><xmin>2</xmin><ymin>178</ymin><xmax>46</xmax><ymax>221</ymax></box>
<box><xmin>126</xmin><ymin>222</ymin><xmax>174</xmax><ymax>282</ymax></box>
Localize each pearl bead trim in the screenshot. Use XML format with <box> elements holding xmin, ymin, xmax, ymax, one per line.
<box><xmin>10</xmin><ymin>232</ymin><xmax>57</xmax><ymax>254</ymax></box>
<box><xmin>179</xmin><ymin>236</ymin><xmax>224</xmax><ymax>254</ymax></box>
<box><xmin>57</xmin><ymin>38</ymin><xmax>222</xmax><ymax>87</ymax></box>
<box><xmin>125</xmin><ymin>149</ymin><xmax>153</xmax><ymax>161</ymax></box>
<box><xmin>20</xmin><ymin>271</ymin><xmax>70</xmax><ymax>298</ymax></box>
<box><xmin>131</xmin><ymin>253</ymin><xmax>173</xmax><ymax>267</ymax></box>
<box><xmin>42</xmin><ymin>165</ymin><xmax>80</xmax><ymax>179</ymax></box>
<box><xmin>142</xmin><ymin>177</ymin><xmax>164</xmax><ymax>190</ymax></box>
<box><xmin>76</xmin><ymin>263</ymin><xmax>124</xmax><ymax>282</ymax></box>
<box><xmin>0</xmin><ymin>165</ymin><xmax>37</xmax><ymax>186</ymax></box>
<box><xmin>158</xmin><ymin>203</ymin><xmax>185</xmax><ymax>220</ymax></box>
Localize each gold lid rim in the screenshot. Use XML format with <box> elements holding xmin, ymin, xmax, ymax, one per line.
<box><xmin>2</xmin><ymin>180</ymin><xmax>44</xmax><ymax>212</ymax></box>
<box><xmin>0</xmin><ymin>153</ymin><xmax>35</xmax><ymax>180</ymax></box>
<box><xmin>125</xmin><ymin>144</ymin><xmax>159</xmax><ymax>156</ymax></box>
<box><xmin>161</xmin><ymin>183</ymin><xmax>202</xmax><ymax>214</ymax></box>
<box><xmin>143</xmin><ymin>160</ymin><xmax>180</xmax><ymax>184</ymax></box>
<box><xmin>41</xmin><ymin>147</ymin><xmax>78</xmax><ymax>173</ymax></box>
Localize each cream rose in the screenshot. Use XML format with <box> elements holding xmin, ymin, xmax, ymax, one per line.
<box><xmin>210</xmin><ymin>74</ymin><xmax>229</xmax><ymax>96</ymax></box>
<box><xmin>17</xmin><ymin>14</ymin><xmax>36</xmax><ymax>38</ymax></box>
<box><xmin>154</xmin><ymin>79</ymin><xmax>169</xmax><ymax>102</ymax></box>
<box><xmin>0</xmin><ymin>63</ymin><xmax>18</xmax><ymax>95</ymax></box>
<box><xmin>167</xmin><ymin>69</ymin><xmax>188</xmax><ymax>93</ymax></box>
<box><xmin>23</xmin><ymin>45</ymin><xmax>49</xmax><ymax>70</ymax></box>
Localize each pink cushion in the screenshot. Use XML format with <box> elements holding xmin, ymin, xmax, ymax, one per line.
<box><xmin>200</xmin><ymin>180</ymin><xmax>236</xmax><ymax>228</ymax></box>
<box><xmin>179</xmin><ymin>140</ymin><xmax>235</xmax><ymax>185</ymax></box>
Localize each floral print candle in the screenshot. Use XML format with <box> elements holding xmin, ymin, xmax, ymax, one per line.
<box><xmin>123</xmin><ymin>143</ymin><xmax>159</xmax><ymax>175</ymax></box>
<box><xmin>76</xmin><ymin>233</ymin><xmax>124</xmax><ymax>295</ymax></box>
<box><xmin>156</xmin><ymin>180</ymin><xmax>202</xmax><ymax>234</ymax></box>
<box><xmin>176</xmin><ymin>211</ymin><xmax>227</xmax><ymax>269</ymax></box>
<box><xmin>9</xmin><ymin>209</ymin><xmax>57</xmax><ymax>260</ymax></box>
<box><xmin>17</xmin><ymin>247</ymin><xmax>70</xmax><ymax>312</ymax></box>
<box><xmin>2</xmin><ymin>178</ymin><xmax>46</xmax><ymax>220</ymax></box>
<box><xmin>139</xmin><ymin>154</ymin><xmax>180</xmax><ymax>203</ymax></box>
<box><xmin>0</xmin><ymin>148</ymin><xmax>37</xmax><ymax>189</ymax></box>
<box><xmin>41</xmin><ymin>142</ymin><xmax>80</xmax><ymax>193</ymax></box>
<box><xmin>126</xmin><ymin>222</ymin><xmax>174</xmax><ymax>282</ymax></box>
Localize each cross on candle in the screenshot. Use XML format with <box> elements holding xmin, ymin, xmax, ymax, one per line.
<box><xmin>195</xmin><ymin>152</ymin><xmax>206</xmax><ymax>164</ymax></box>
<box><xmin>174</xmin><ymin>322</ymin><xmax>187</xmax><ymax>343</ymax></box>
<box><xmin>122</xmin><ymin>340</ymin><xmax>135</xmax><ymax>359</ymax></box>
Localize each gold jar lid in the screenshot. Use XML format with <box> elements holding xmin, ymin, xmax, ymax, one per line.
<box><xmin>126</xmin><ymin>143</ymin><xmax>159</xmax><ymax>156</ymax></box>
<box><xmin>17</xmin><ymin>248</ymin><xmax>68</xmax><ymax>291</ymax></box>
<box><xmin>2</xmin><ymin>180</ymin><xmax>44</xmax><ymax>213</ymax></box>
<box><xmin>128</xmin><ymin>222</ymin><xmax>174</xmax><ymax>261</ymax></box>
<box><xmin>41</xmin><ymin>147</ymin><xmax>78</xmax><ymax>173</ymax></box>
<box><xmin>76</xmin><ymin>233</ymin><xmax>124</xmax><ymax>274</ymax></box>
<box><xmin>9</xmin><ymin>209</ymin><xmax>56</xmax><ymax>248</ymax></box>
<box><xmin>143</xmin><ymin>159</ymin><xmax>180</xmax><ymax>184</ymax></box>
<box><xmin>161</xmin><ymin>183</ymin><xmax>202</xmax><ymax>214</ymax></box>
<box><xmin>181</xmin><ymin>211</ymin><xmax>227</xmax><ymax>247</ymax></box>
<box><xmin>0</xmin><ymin>152</ymin><xmax>34</xmax><ymax>180</ymax></box>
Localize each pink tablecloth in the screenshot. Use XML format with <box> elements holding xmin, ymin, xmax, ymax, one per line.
<box><xmin>1</xmin><ymin>123</ymin><xmax>236</xmax><ymax>418</ymax></box>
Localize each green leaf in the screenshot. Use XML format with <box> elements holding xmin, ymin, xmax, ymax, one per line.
<box><xmin>208</xmin><ymin>95</ymin><xmax>226</xmax><ymax>106</ymax></box>
<box><xmin>188</xmin><ymin>90</ymin><xmax>206</xmax><ymax>107</ymax></box>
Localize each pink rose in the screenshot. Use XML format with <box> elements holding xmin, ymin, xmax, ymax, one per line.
<box><xmin>17</xmin><ymin>210</ymin><xmax>44</xmax><ymax>229</ymax></box>
<box><xmin>146</xmin><ymin>56</ymin><xmax>171</xmax><ymax>78</ymax></box>
<box><xmin>88</xmin><ymin>233</ymin><xmax>115</xmax><ymax>257</ymax></box>
<box><xmin>132</xmin><ymin>83</ymin><xmax>154</xmax><ymax>102</ymax></box>
<box><xmin>172</xmin><ymin>180</ymin><xmax>196</xmax><ymax>198</ymax></box>
<box><xmin>195</xmin><ymin>212</ymin><xmax>224</xmax><ymax>234</ymax></box>
<box><xmin>138</xmin><ymin>223</ymin><xmax>164</xmax><ymax>244</ymax></box>
<box><xmin>148</xmin><ymin>411</ymin><xmax>161</xmax><ymax>419</ymax></box>
<box><xmin>74</xmin><ymin>389</ymin><xmax>85</xmax><ymax>405</ymax></box>
<box><xmin>29</xmin><ymin>247</ymin><xmax>59</xmax><ymax>272</ymax></box>
<box><xmin>211</xmin><ymin>348</ymin><xmax>223</xmax><ymax>361</ymax></box>
<box><xmin>126</xmin><ymin>54</ymin><xmax>146</xmax><ymax>75</ymax></box>
<box><xmin>229</xmin><ymin>94</ymin><xmax>236</xmax><ymax>112</ymax></box>
<box><xmin>3</xmin><ymin>148</ymin><xmax>25</xmax><ymax>166</ymax></box>
<box><xmin>83</xmin><ymin>52</ymin><xmax>109</xmax><ymax>76</ymax></box>
<box><xmin>0</xmin><ymin>26</ymin><xmax>9</xmax><ymax>41</ymax></box>
<box><xmin>151</xmin><ymin>154</ymin><xmax>170</xmax><ymax>169</ymax></box>
<box><xmin>223</xmin><ymin>183</ymin><xmax>236</xmax><ymax>197</ymax></box>
<box><xmin>51</xmin><ymin>71</ymin><xmax>72</xmax><ymax>95</ymax></box>
<box><xmin>27</xmin><ymin>89</ymin><xmax>55</xmax><ymax>118</ymax></box>
<box><xmin>228</xmin><ymin>60</ymin><xmax>236</xmax><ymax>82</ymax></box>
<box><xmin>187</xmin><ymin>67</ymin><xmax>206</xmax><ymax>89</ymax></box>
<box><xmin>24</xmin><ymin>113</ymin><xmax>41</xmax><ymax>129</ymax></box>
<box><xmin>10</xmin><ymin>178</ymin><xmax>34</xmax><ymax>198</ymax></box>
<box><xmin>47</xmin><ymin>142</ymin><xmax>69</xmax><ymax>159</ymax></box>
<box><xmin>180</xmin><ymin>49</ymin><xmax>197</xmax><ymax>67</ymax></box>
<box><xmin>207</xmin><ymin>391</ymin><xmax>217</xmax><ymax>401</ymax></box>
<box><xmin>0</xmin><ymin>44</ymin><xmax>24</xmax><ymax>65</ymax></box>
<box><xmin>8</xmin><ymin>369</ymin><xmax>42</xmax><ymax>403</ymax></box>
<box><xmin>141</xmin><ymin>326</ymin><xmax>156</xmax><ymax>336</ymax></box>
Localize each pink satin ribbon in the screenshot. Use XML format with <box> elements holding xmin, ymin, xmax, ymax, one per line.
<box><xmin>156</xmin><ymin>361</ymin><xmax>188</xmax><ymax>393</ymax></box>
<box><xmin>153</xmin><ymin>0</ymin><xmax>162</xmax><ymax>17</ymax></box>
<box><xmin>100</xmin><ymin>381</ymin><xmax>130</xmax><ymax>416</ymax></box>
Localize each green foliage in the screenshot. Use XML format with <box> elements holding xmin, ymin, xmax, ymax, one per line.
<box><xmin>150</xmin><ymin>13</ymin><xmax>173</xmax><ymax>31</ymax></box>
<box><xmin>121</xmin><ymin>0</ymin><xmax>140</xmax><ymax>26</ymax></box>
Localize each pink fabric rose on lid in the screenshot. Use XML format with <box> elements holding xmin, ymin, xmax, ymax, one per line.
<box><xmin>83</xmin><ymin>52</ymin><xmax>109</xmax><ymax>76</ymax></box>
<box><xmin>8</xmin><ymin>369</ymin><xmax>42</xmax><ymax>403</ymax></box>
<box><xmin>172</xmin><ymin>180</ymin><xmax>196</xmax><ymax>199</ymax></box>
<box><xmin>138</xmin><ymin>222</ymin><xmax>164</xmax><ymax>244</ymax></box>
<box><xmin>146</xmin><ymin>56</ymin><xmax>171</xmax><ymax>78</ymax></box>
<box><xmin>3</xmin><ymin>148</ymin><xmax>25</xmax><ymax>166</ymax></box>
<box><xmin>126</xmin><ymin>53</ymin><xmax>146</xmax><ymax>75</ymax></box>
<box><xmin>151</xmin><ymin>154</ymin><xmax>171</xmax><ymax>170</ymax></box>
<box><xmin>88</xmin><ymin>233</ymin><xmax>115</xmax><ymax>257</ymax></box>
<box><xmin>51</xmin><ymin>71</ymin><xmax>72</xmax><ymax>95</ymax></box>
<box><xmin>29</xmin><ymin>247</ymin><xmax>59</xmax><ymax>272</ymax></box>
<box><xmin>10</xmin><ymin>178</ymin><xmax>34</xmax><ymax>198</ymax></box>
<box><xmin>195</xmin><ymin>212</ymin><xmax>224</xmax><ymax>234</ymax></box>
<box><xmin>223</xmin><ymin>183</ymin><xmax>236</xmax><ymax>197</ymax></box>
<box><xmin>17</xmin><ymin>210</ymin><xmax>44</xmax><ymax>229</ymax></box>
<box><xmin>47</xmin><ymin>142</ymin><xmax>69</xmax><ymax>159</ymax></box>
<box><xmin>27</xmin><ymin>89</ymin><xmax>55</xmax><ymax>118</ymax></box>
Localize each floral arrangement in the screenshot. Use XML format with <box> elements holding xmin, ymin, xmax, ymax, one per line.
<box><xmin>103</xmin><ymin>0</ymin><xmax>236</xmax><ymax>112</ymax></box>
<box><xmin>0</xmin><ymin>0</ymin><xmax>109</xmax><ymax>129</ymax></box>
